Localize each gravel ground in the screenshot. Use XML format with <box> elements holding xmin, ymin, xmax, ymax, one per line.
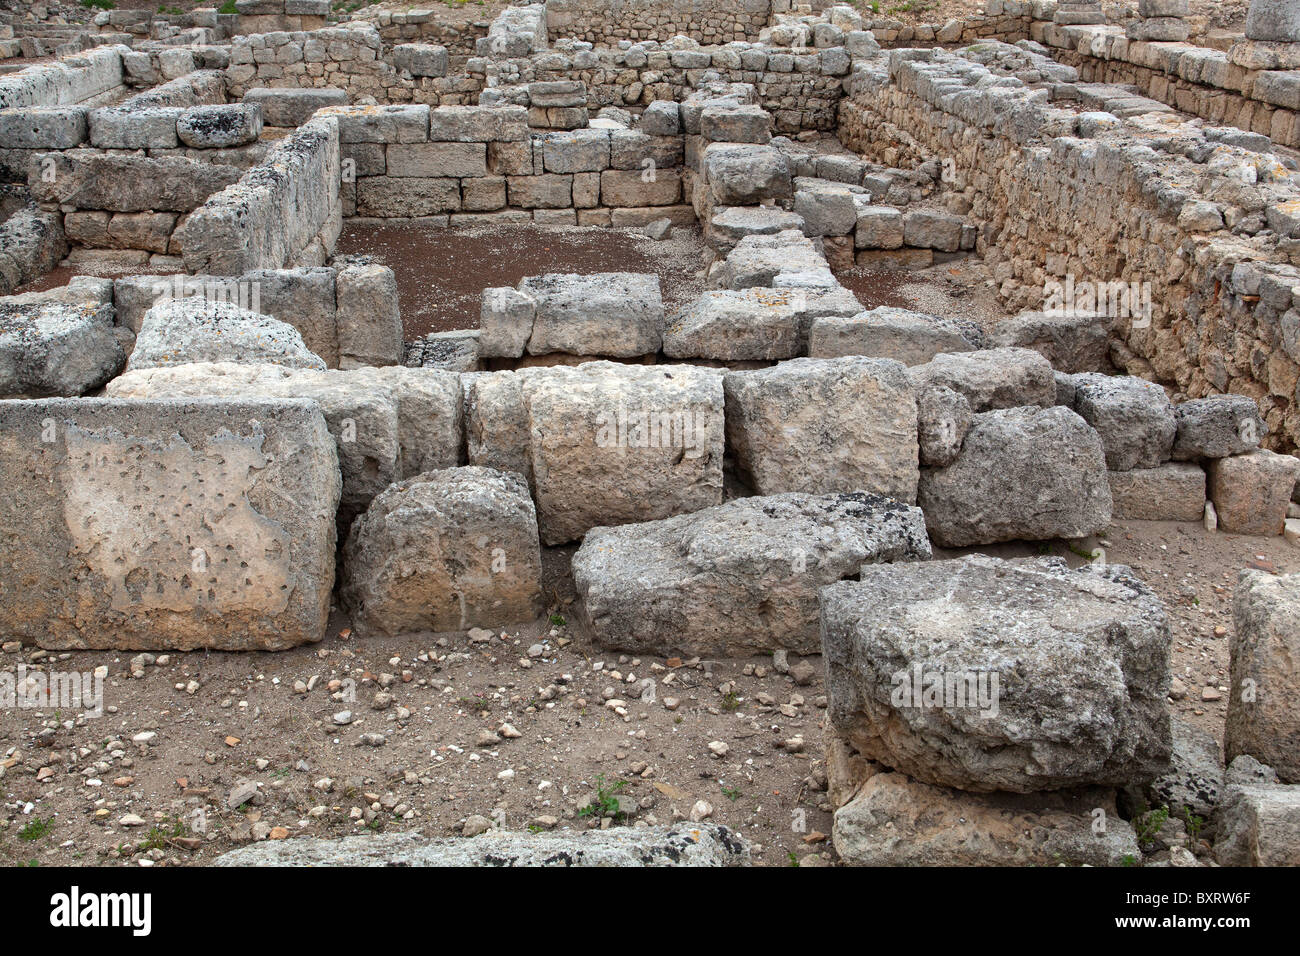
<box><xmin>2</xmin><ymin>519</ymin><xmax>1293</xmax><ymax>868</ymax></box>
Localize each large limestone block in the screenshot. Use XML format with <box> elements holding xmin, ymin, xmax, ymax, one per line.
<box><xmin>463</xmin><ymin>369</ymin><xmax>534</xmax><ymax>483</ymax></box>
<box><xmin>1108</xmin><ymin>463</ymin><xmax>1205</xmax><ymax>521</ymax></box>
<box><xmin>0</xmin><ymin>398</ymin><xmax>340</xmax><ymax>650</ymax></box>
<box><xmin>0</xmin><ymin>280</ymin><xmax>123</xmax><ymax>397</ymax></box>
<box><xmin>725</xmin><ymin>357</ymin><xmax>919</xmax><ymax>503</ymax></box>
<box><xmin>918</xmin><ymin>405</ymin><xmax>1113</xmax><ymax>547</ymax></box>
<box><xmin>107</xmin><ymin>364</ymin><xmax>462</xmax><ymax>509</ymax></box>
<box><xmin>336</xmin><ymin>264</ymin><xmax>403</xmax><ymax>368</ymax></box>
<box><xmin>703</xmin><ymin>143</ymin><xmax>792</xmax><ymax>206</ymax></box>
<box><xmin>1227</xmin><ymin>570</ymin><xmax>1300</xmax><ymax>782</ymax></box>
<box><xmin>129</xmin><ymin>297</ymin><xmax>327</xmax><ymax>372</ymax></box>
<box><xmin>30</xmin><ymin>151</ymin><xmax>241</xmax><ymax>213</ymax></box>
<box><xmin>821</xmin><ymin>555</ymin><xmax>1173</xmax><ymax>792</ymax></box>
<box><xmin>833</xmin><ymin>771</ymin><xmax>1140</xmax><ymax>866</ymax></box>
<box><xmin>213</xmin><ymin>824</ymin><xmax>750</xmax><ymax>867</ymax></box>
<box><xmin>989</xmin><ymin>310</ymin><xmax>1112</xmax><ymax>373</ymax></box>
<box><xmin>573</xmin><ymin>492</ymin><xmax>931</xmax><ymax>657</ymax></box>
<box><xmin>715</xmin><ymin>230</ymin><xmax>834</xmax><ymax>291</ymax></box>
<box><xmin>1214</xmin><ymin>784</ymin><xmax>1300</xmax><ymax>865</ymax></box>
<box><xmin>663</xmin><ymin>287</ymin><xmax>803</xmax><ymax>361</ymax></box>
<box><xmin>809</xmin><ymin>308</ymin><xmax>984</xmax><ymax>366</ymax></box>
<box><xmin>909</xmin><ymin>347</ymin><xmax>1056</xmax><ymax>412</ymax></box>
<box><xmin>524</xmin><ymin>362</ymin><xmax>725</xmax><ymax>545</ymax></box>
<box><xmin>342</xmin><ymin>467</ymin><xmax>542</xmax><ymax>636</ymax></box>
<box><xmin>1173</xmin><ymin>395</ymin><xmax>1265</xmax><ymax>460</ymax></box>
<box><xmin>1208</xmin><ymin>450</ymin><xmax>1300</xmax><ymax>535</ymax></box>
<box><xmin>1072</xmin><ymin>373</ymin><xmax>1175</xmax><ymax>471</ymax></box>
<box><xmin>521</xmin><ymin>273</ymin><xmax>663</xmax><ymax>358</ymax></box>
<box><xmin>479</xmin><ymin>286</ymin><xmax>537</xmax><ymax>359</ymax></box>
<box><xmin>107</xmin><ymin>363</ymin><xmax>399</xmax><ymax>509</ymax></box>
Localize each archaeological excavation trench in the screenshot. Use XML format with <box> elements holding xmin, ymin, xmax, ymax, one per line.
<box><xmin>1</xmin><ymin>0</ymin><xmax>1300</xmax><ymax>872</ymax></box>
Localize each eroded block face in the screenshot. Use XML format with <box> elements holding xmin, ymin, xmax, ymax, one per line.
<box><xmin>342</xmin><ymin>467</ymin><xmax>543</xmax><ymax>636</ymax></box>
<box><xmin>0</xmin><ymin>398</ymin><xmax>340</xmax><ymax>650</ymax></box>
<box><xmin>523</xmin><ymin>362</ymin><xmax>725</xmax><ymax>545</ymax></box>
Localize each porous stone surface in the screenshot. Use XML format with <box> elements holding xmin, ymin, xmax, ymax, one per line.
<box><xmin>478</xmin><ymin>286</ymin><xmax>535</xmax><ymax>358</ymax></box>
<box><xmin>0</xmin><ymin>398</ymin><xmax>340</xmax><ymax>650</ymax></box>
<box><xmin>1214</xmin><ymin>784</ymin><xmax>1300</xmax><ymax>866</ymax></box>
<box><xmin>909</xmin><ymin>348</ymin><xmax>1055</xmax><ymax>412</ymax></box>
<box><xmin>573</xmin><ymin>492</ymin><xmax>931</xmax><ymax>657</ymax></box>
<box><xmin>663</xmin><ymin>287</ymin><xmax>802</xmax><ymax>361</ymax></box>
<box><xmin>834</xmin><ymin>771</ymin><xmax>1140</xmax><ymax>866</ymax></box>
<box><xmin>915</xmin><ymin>383</ymin><xmax>972</xmax><ymax>468</ymax></box>
<box><xmin>524</xmin><ymin>362</ymin><xmax>725</xmax><ymax>545</ymax></box>
<box><xmin>809</xmin><ymin>307</ymin><xmax>983</xmax><ymax>366</ymax></box>
<box><xmin>703</xmin><ymin>143</ymin><xmax>792</xmax><ymax>205</ymax></box>
<box><xmin>336</xmin><ymin>264</ymin><xmax>403</xmax><ymax>369</ymax></box>
<box><xmin>1147</xmin><ymin>717</ymin><xmax>1225</xmax><ymax>822</ymax></box>
<box><xmin>0</xmin><ymin>279</ymin><xmax>123</xmax><ymax>397</ymax></box>
<box><xmin>1208</xmin><ymin>450</ymin><xmax>1300</xmax><ymax>535</ymax></box>
<box><xmin>128</xmin><ymin>298</ymin><xmax>327</xmax><ymax>372</ymax></box>
<box><xmin>243</xmin><ymin>87</ymin><xmax>348</xmax><ymax>127</ymax></box>
<box><xmin>1108</xmin><ymin>463</ymin><xmax>1207</xmax><ymax>521</ymax></box>
<box><xmin>177</xmin><ymin>103</ymin><xmax>263</xmax><ymax>148</ymax></box>
<box><xmin>342</xmin><ymin>467</ymin><xmax>543</xmax><ymax>636</ymax></box>
<box><xmin>520</xmin><ymin>272</ymin><xmax>663</xmax><ymax>357</ymax></box>
<box><xmin>1227</xmin><ymin>570</ymin><xmax>1300</xmax><ymax>783</ymax></box>
<box><xmin>821</xmin><ymin>555</ymin><xmax>1173</xmax><ymax>793</ymax></box>
<box><xmin>990</xmin><ymin>310</ymin><xmax>1112</xmax><ymax>373</ymax></box>
<box><xmin>918</xmin><ymin>405</ymin><xmax>1113</xmax><ymax>547</ymax></box>
<box><xmin>213</xmin><ymin>824</ymin><xmax>751</xmax><ymax>866</ymax></box>
<box><xmin>106</xmin><ymin>363</ymin><xmax>462</xmax><ymax>509</ymax></box>
<box><xmin>1072</xmin><ymin>374</ymin><xmax>1176</xmax><ymax>471</ymax></box>
<box><xmin>1173</xmin><ymin>396</ymin><xmax>1266</xmax><ymax>460</ymax></box>
<box><xmin>725</xmin><ymin>357</ymin><xmax>919</xmax><ymax>503</ymax></box>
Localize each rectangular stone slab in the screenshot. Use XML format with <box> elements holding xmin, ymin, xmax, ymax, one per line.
<box><xmin>0</xmin><ymin>398</ymin><xmax>341</xmax><ymax>650</ymax></box>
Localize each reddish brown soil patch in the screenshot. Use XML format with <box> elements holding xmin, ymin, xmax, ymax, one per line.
<box><xmin>335</xmin><ymin>220</ymin><xmax>708</xmax><ymax>339</ymax></box>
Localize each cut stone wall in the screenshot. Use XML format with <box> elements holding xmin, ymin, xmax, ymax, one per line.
<box><xmin>546</xmin><ymin>0</ymin><xmax>771</xmax><ymax>45</ymax></box>
<box><xmin>178</xmin><ymin>114</ymin><xmax>342</xmax><ymax>274</ymax></box>
<box><xmin>838</xmin><ymin>47</ymin><xmax>1300</xmax><ymax>451</ymax></box>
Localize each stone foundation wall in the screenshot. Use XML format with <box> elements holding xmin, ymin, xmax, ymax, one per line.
<box><xmin>1037</xmin><ymin>23</ymin><xmax>1300</xmax><ymax>149</ymax></box>
<box><xmin>839</xmin><ymin>48</ymin><xmax>1300</xmax><ymax>451</ymax></box>
<box><xmin>325</xmin><ymin>103</ymin><xmax>692</xmax><ymax>226</ymax></box>
<box><xmin>546</xmin><ymin>0</ymin><xmax>771</xmax><ymax>45</ymax></box>
<box><xmin>178</xmin><ymin>114</ymin><xmax>342</xmax><ymax>274</ymax></box>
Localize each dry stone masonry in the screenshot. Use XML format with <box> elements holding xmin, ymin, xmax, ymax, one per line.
<box><xmin>2</xmin><ymin>0</ymin><xmax>1300</xmax><ymax>869</ymax></box>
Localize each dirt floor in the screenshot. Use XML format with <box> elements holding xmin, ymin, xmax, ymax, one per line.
<box><xmin>1</xmin><ymin>516</ymin><xmax>1294</xmax><ymax>868</ymax></box>
<box><xmin>337</xmin><ymin>221</ymin><xmax>715</xmax><ymax>338</ymax></box>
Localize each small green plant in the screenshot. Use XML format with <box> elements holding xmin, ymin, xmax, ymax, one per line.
<box><xmin>549</xmin><ymin>614</ymin><xmax>566</xmax><ymax>628</ymax></box>
<box><xmin>81</xmin><ymin>0</ymin><xmax>116</xmax><ymax>9</ymax></box>
<box><xmin>1134</xmin><ymin>806</ymin><xmax>1169</xmax><ymax>850</ymax></box>
<box><xmin>720</xmin><ymin>784</ymin><xmax>742</xmax><ymax>802</ymax></box>
<box><xmin>787</xmin><ymin>851</ymin><xmax>799</xmax><ymax>866</ymax></box>
<box><xmin>720</xmin><ymin>690</ymin><xmax>741</xmax><ymax>711</ymax></box>
<box><xmin>219</xmin><ymin>0</ymin><xmax>238</xmax><ymax>12</ymax></box>
<box><xmin>19</xmin><ymin>817</ymin><xmax>53</xmax><ymax>842</ymax></box>
<box><xmin>578</xmin><ymin>774</ymin><xmax>627</xmax><ymax>823</ymax></box>
<box><xmin>1181</xmin><ymin>806</ymin><xmax>1206</xmax><ymax>843</ymax></box>
<box><xmin>1121</xmin><ymin>854</ymin><xmax>1137</xmax><ymax>867</ymax></box>
<box><xmin>141</xmin><ymin>818</ymin><xmax>190</xmax><ymax>851</ymax></box>
<box><xmin>1068</xmin><ymin>543</ymin><xmax>1102</xmax><ymax>561</ymax></box>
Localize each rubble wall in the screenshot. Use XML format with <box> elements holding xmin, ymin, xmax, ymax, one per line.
<box><xmin>839</xmin><ymin>48</ymin><xmax>1300</xmax><ymax>450</ymax></box>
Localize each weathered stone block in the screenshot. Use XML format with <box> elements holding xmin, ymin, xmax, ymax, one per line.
<box><xmin>574</xmin><ymin>492</ymin><xmax>931</xmax><ymax>657</ymax></box>
<box><xmin>725</xmin><ymin>357</ymin><xmax>919</xmax><ymax>503</ymax></box>
<box><xmin>918</xmin><ymin>405</ymin><xmax>1113</xmax><ymax>546</ymax></box>
<box><xmin>342</xmin><ymin>467</ymin><xmax>542</xmax><ymax>635</ymax></box>
<box><xmin>822</xmin><ymin>554</ymin><xmax>1172</xmax><ymax>792</ymax></box>
<box><xmin>0</xmin><ymin>397</ymin><xmax>340</xmax><ymax>650</ymax></box>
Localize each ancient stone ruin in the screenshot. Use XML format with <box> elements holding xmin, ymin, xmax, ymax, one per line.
<box><xmin>2</xmin><ymin>0</ymin><xmax>1300</xmax><ymax>871</ymax></box>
